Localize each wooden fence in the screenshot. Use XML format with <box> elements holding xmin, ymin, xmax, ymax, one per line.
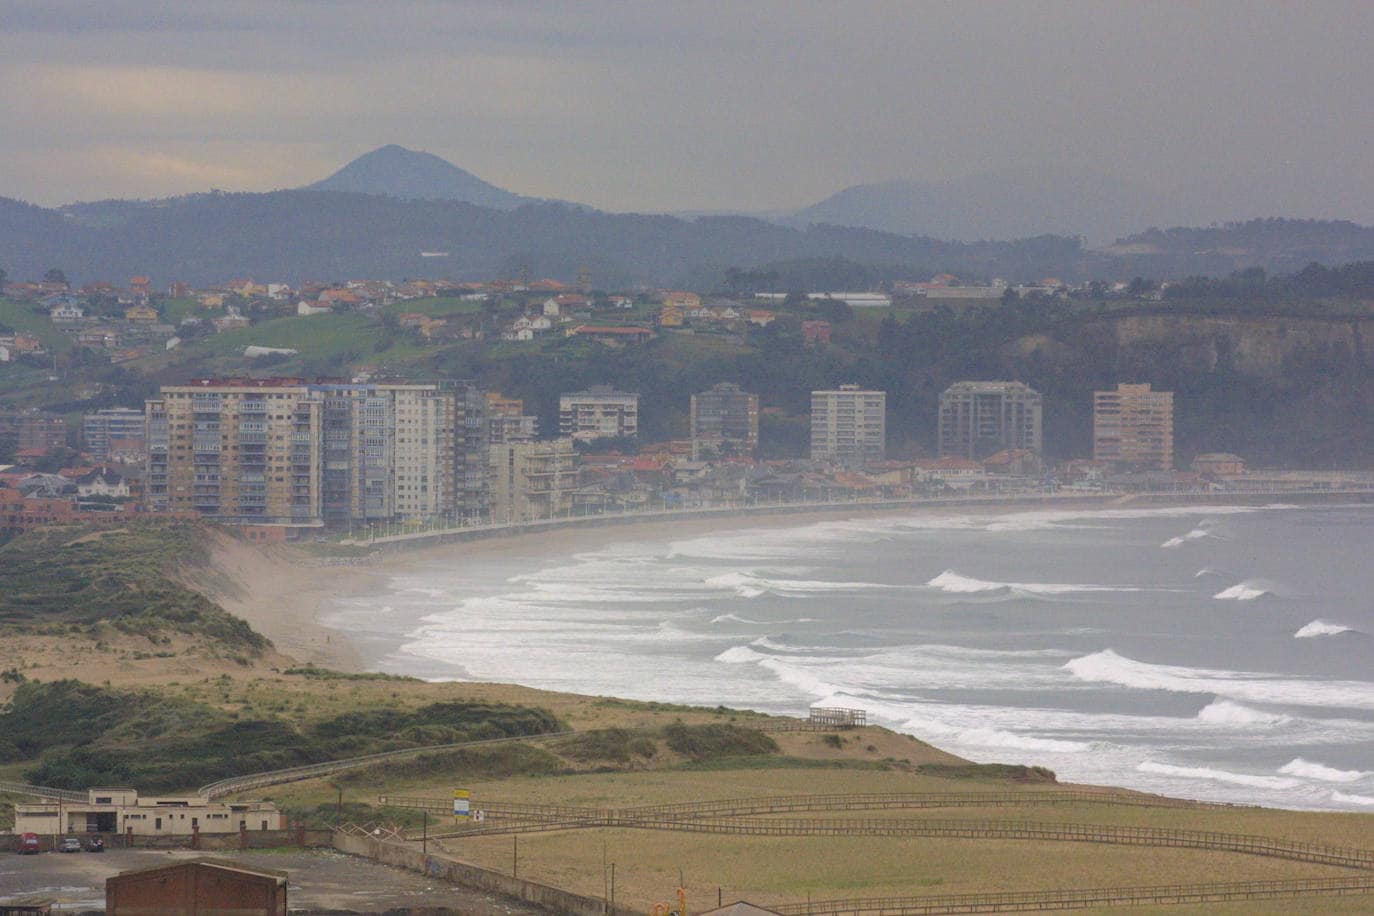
<box><xmin>769</xmin><ymin>876</ymin><xmax>1374</xmax><ymax>914</ymax></box>
<box><xmin>422</xmin><ymin>812</ymin><xmax>1374</xmax><ymax>872</ymax></box>
<box><xmin>378</xmin><ymin>789</ymin><xmax>1235</xmax><ymax>821</ymax></box>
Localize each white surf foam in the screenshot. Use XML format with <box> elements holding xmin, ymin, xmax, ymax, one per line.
<box><xmin>710</xmin><ymin>613</ymin><xmax>815</xmax><ymax>625</ymax></box>
<box><xmin>1162</xmin><ymin>527</ymin><xmax>1216</xmax><ymax>548</ymax></box>
<box><xmin>400</xmin><ymin>586</ymin><xmax>448</xmax><ymax>598</ymax></box>
<box><xmin>897</xmin><ymin>711</ymin><xmax>1093</xmax><ymax>754</ymax></box>
<box><xmin>1064</xmin><ymin>649</ymin><xmax>1374</xmax><ymax>711</ymax></box>
<box><xmin>1278</xmin><ymin>758</ymin><xmax>1371</xmax><ymax>783</ymax></box>
<box><xmin>1195</xmin><ymin>699</ymin><xmax>1291</xmax><ymax>727</ymax></box>
<box><xmin>714</xmin><ymin>645</ymin><xmax>765</xmax><ymax>664</ymax></box>
<box><xmin>1331</xmin><ymin>791</ymin><xmax>1374</xmax><ymax>806</ymax></box>
<box><xmin>1137</xmin><ymin>760</ymin><xmax>1301</xmax><ymax>790</ymax></box>
<box><xmin>927</xmin><ymin>570</ymin><xmax>1142</xmax><ymax>596</ymax></box>
<box><xmin>1213</xmin><ymin>581</ymin><xmax>1274</xmax><ymax>601</ymax></box>
<box><xmin>1295</xmin><ymin>620</ymin><xmax>1353</xmax><ymax>638</ymax></box>
<box><xmin>705</xmin><ymin>571</ymin><xmax>892</xmax><ymax>598</ymax></box>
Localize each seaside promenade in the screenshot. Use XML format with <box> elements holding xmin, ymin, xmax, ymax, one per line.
<box><xmin>336</xmin><ymin>487</ymin><xmax>1373</xmax><ymax>551</ymax></box>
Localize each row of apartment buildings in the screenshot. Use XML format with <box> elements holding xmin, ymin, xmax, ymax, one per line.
<box><xmin>144</xmin><ymin>379</ymin><xmax>503</xmax><ymax>530</ymax></box>
<box><xmin>139</xmin><ymin>379</ymin><xmax>760</xmax><ymax>532</ymax></box>
<box><xmin>811</xmin><ymin>381</ymin><xmax>1174</xmax><ymax>471</ymax></box>
<box><xmin>137</xmin><ymin>377</ymin><xmax>1177</xmax><ymax>533</ymax></box>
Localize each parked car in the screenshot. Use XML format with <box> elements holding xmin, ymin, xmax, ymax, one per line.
<box><xmin>18</xmin><ymin>832</ymin><xmax>40</xmax><ymax>854</ymax></box>
<box><xmin>86</xmin><ymin>836</ymin><xmax>105</xmax><ymax>852</ymax></box>
<box><xmin>59</xmin><ymin>837</ymin><xmax>83</xmax><ymax>853</ymax></box>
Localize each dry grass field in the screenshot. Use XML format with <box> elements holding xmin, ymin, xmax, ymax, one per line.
<box><xmin>247</xmin><ymin>732</ymin><xmax>1374</xmax><ymax>914</ymax></box>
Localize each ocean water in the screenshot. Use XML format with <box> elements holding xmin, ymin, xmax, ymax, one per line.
<box><xmin>323</xmin><ymin>504</ymin><xmax>1374</xmax><ymax>811</ymax></box>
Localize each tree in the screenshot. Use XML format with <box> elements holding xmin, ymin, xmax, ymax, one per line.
<box><xmin>814</xmin><ymin>297</ymin><xmax>854</xmax><ymax>322</ymax></box>
<box><xmin>43</xmin><ymin>268</ymin><xmax>67</xmax><ymax>285</ymax></box>
<box><xmin>0</xmin><ymin>267</ymin><xmax>7</xmax><ymax>288</ymax></box>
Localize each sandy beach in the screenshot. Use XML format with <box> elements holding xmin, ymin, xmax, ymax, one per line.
<box><xmin>248</xmin><ymin>502</ymin><xmax>1017</xmax><ymax>670</ymax></box>
<box><xmin>228</xmin><ymin>493</ymin><xmax>1342</xmax><ymax>672</ymax></box>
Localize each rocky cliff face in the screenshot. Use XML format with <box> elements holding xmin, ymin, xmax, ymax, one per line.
<box><xmin>1110</xmin><ymin>313</ymin><xmax>1372</xmax><ymax>378</ymax></box>
<box><xmin>992</xmin><ymin>309</ymin><xmax>1374</xmax><ymax>465</ymax></box>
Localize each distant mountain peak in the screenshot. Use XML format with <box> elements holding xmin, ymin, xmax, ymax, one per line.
<box><xmin>304</xmin><ymin>144</ymin><xmax>528</xmax><ymax>209</ymax></box>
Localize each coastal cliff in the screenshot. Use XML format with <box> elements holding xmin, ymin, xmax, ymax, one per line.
<box><xmin>1109</xmin><ymin>312</ymin><xmax>1372</xmax><ymax>378</ymax></box>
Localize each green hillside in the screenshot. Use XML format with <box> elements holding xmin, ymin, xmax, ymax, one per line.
<box><xmin>0</xmin><ymin>519</ymin><xmax>266</xmax><ymax>651</ymax></box>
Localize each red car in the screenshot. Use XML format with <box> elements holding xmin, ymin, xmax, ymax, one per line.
<box><xmin>18</xmin><ymin>832</ymin><xmax>40</xmax><ymax>854</ymax></box>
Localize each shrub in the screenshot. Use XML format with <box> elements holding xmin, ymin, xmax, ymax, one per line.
<box><xmin>338</xmin><ymin>742</ymin><xmax>562</xmax><ymax>784</ymax></box>
<box><xmin>556</xmin><ymin>728</ymin><xmax>657</xmax><ymax>763</ymax></box>
<box><xmin>662</xmin><ymin>722</ymin><xmax>777</xmax><ymax>761</ymax></box>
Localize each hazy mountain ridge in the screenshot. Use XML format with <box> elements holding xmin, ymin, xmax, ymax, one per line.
<box><xmin>303</xmin><ymin>144</ymin><xmax>534</xmax><ymax>209</ymax></box>
<box><xmin>0</xmin><ymin>190</ymin><xmax>1093</xmax><ymax>287</ymax></box>
<box><xmin>3</xmin><ymin>145</ymin><xmax>1374</xmax><ymax>285</ymax></box>
<box><xmin>785</xmin><ymin>168</ymin><xmax>1168</xmax><ymax>243</ymax></box>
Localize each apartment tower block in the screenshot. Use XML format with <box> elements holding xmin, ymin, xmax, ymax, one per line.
<box><xmin>1093</xmin><ymin>383</ymin><xmax>1174</xmax><ymax>470</ymax></box>
<box><xmin>810</xmin><ymin>384</ymin><xmax>886</xmax><ymax>465</ymax></box>
<box><xmin>690</xmin><ymin>383</ymin><xmax>759</xmax><ymax>459</ymax></box>
<box><xmin>937</xmin><ymin>381</ymin><xmax>1043</xmax><ymax>460</ymax></box>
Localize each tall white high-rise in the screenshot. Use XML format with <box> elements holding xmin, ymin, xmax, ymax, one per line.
<box><xmin>810</xmin><ymin>385</ymin><xmax>886</xmax><ymax>465</ymax></box>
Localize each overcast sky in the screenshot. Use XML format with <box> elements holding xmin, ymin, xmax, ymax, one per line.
<box><xmin>2</xmin><ymin>0</ymin><xmax>1372</xmax><ymax>222</ymax></box>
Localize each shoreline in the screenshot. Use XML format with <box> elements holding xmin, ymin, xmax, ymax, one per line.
<box><xmin>343</xmin><ymin>489</ymin><xmax>1374</xmax><ymax>554</ymax></box>
<box><xmin>208</xmin><ymin>496</ymin><xmax>1374</xmax><ymax>812</ymax></box>
<box><xmin>249</xmin><ymin>490</ymin><xmax>1372</xmax><ymax>673</ymax></box>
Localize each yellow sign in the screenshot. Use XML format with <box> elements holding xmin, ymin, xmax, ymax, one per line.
<box><xmin>453</xmin><ymin>789</ymin><xmax>471</xmax><ymax>818</ymax></box>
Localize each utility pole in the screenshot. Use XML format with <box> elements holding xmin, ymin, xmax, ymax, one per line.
<box><xmin>513</xmin><ymin>835</ymin><xmax>519</xmax><ymax>877</ymax></box>
<box><xmin>422</xmin><ymin>810</ymin><xmax>428</xmax><ymax>854</ymax></box>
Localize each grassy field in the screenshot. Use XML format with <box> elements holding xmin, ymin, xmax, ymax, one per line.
<box><xmin>445</xmin><ymin>830</ymin><xmax>1341</xmax><ymax>910</ymax></box>
<box><xmin>378</xmin><ymin>296</ymin><xmax>487</xmax><ymax>318</ymax></box>
<box><xmin>0</xmin><ymin>298</ymin><xmax>75</xmax><ymax>352</ymax></box>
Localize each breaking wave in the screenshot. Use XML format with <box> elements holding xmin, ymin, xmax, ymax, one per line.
<box><xmin>1162</xmin><ymin>527</ymin><xmax>1216</xmax><ymax>548</ymax></box>
<box><xmin>900</xmin><ymin>713</ymin><xmax>1092</xmax><ymax>754</ymax></box>
<box><xmin>1194</xmin><ymin>699</ymin><xmax>1291</xmax><ymax>727</ymax></box>
<box><xmin>705</xmin><ymin>571</ymin><xmax>891</xmax><ymax>598</ymax></box>
<box><xmin>1278</xmin><ymin>758</ymin><xmax>1371</xmax><ymax>783</ymax></box>
<box><xmin>1137</xmin><ymin>761</ymin><xmax>1301</xmax><ymax>790</ymax></box>
<box><xmin>927</xmin><ymin>570</ymin><xmax>1142</xmax><ymax>596</ymax></box>
<box><xmin>1063</xmin><ymin>649</ymin><xmax>1374</xmax><ymax>711</ymax></box>
<box><xmin>1295</xmin><ymin>620</ymin><xmax>1353</xmax><ymax>638</ymax></box>
<box><xmin>1213</xmin><ymin>581</ymin><xmax>1274</xmax><ymax>601</ymax></box>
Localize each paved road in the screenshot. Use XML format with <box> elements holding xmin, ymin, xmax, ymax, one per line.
<box><xmin>0</xmin><ymin>847</ymin><xmax>547</xmax><ymax>913</ymax></box>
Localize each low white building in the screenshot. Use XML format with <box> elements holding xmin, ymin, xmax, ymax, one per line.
<box><xmin>14</xmin><ymin>788</ymin><xmax>284</xmax><ymax>837</ymax></box>
<box><xmin>76</xmin><ymin>467</ymin><xmax>130</xmax><ymax>498</ymax></box>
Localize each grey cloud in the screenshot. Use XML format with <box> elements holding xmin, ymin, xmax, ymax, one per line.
<box><xmin>0</xmin><ymin>0</ymin><xmax>1371</xmax><ymax>228</ymax></box>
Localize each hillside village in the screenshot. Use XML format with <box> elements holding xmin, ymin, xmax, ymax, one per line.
<box><xmin>1</xmin><ymin>266</ymin><xmax>1371</xmax><ymax>539</ymax></box>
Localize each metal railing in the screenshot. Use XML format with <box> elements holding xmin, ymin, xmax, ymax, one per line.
<box><xmin>0</xmin><ymin>780</ymin><xmax>87</xmax><ymax>803</ymax></box>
